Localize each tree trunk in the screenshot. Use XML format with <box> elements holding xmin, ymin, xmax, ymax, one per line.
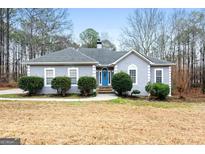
<box><xmin>6</xmin><ymin>8</ymin><xmax>9</xmax><ymax>82</ymax></box>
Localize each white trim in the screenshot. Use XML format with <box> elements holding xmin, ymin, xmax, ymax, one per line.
<box><xmin>128</xmin><ymin>64</ymin><xmax>138</xmax><ymax>85</ymax></box>
<box><xmin>25</xmin><ymin>61</ymin><xmax>98</xmax><ymax>65</ymax></box>
<box><xmin>68</xmin><ymin>67</ymin><xmax>79</xmax><ymax>86</ymax></box>
<box><xmin>154</xmin><ymin>68</ymin><xmax>164</xmax><ymax>83</ymax></box>
<box><xmin>27</xmin><ymin>65</ymin><xmax>30</xmax><ymax>76</ymax></box>
<box><xmin>114</xmin><ymin>65</ymin><xmax>118</xmax><ymax>74</ymax></box>
<box><xmin>147</xmin><ymin>65</ymin><xmax>150</xmax><ymax>82</ymax></box>
<box><xmin>44</xmin><ymin>68</ymin><xmax>55</xmax><ymax>87</ymax></box>
<box><xmin>169</xmin><ymin>66</ymin><xmax>172</xmax><ymax>96</ymax></box>
<box><xmin>111</xmin><ymin>49</ymin><xmax>153</xmax><ymax>65</ymax></box>
<box><xmin>92</xmin><ymin>65</ymin><xmax>96</xmax><ymax>78</ymax></box>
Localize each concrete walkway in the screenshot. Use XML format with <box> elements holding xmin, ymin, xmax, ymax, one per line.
<box><xmin>0</xmin><ymin>88</ymin><xmax>25</xmax><ymax>94</ymax></box>
<box><xmin>0</xmin><ymin>88</ymin><xmax>117</xmax><ymax>102</ymax></box>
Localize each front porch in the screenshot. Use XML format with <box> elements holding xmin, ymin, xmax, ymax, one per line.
<box><xmin>96</xmin><ymin>66</ymin><xmax>114</xmax><ymax>87</ymax></box>
<box><xmin>96</xmin><ymin>66</ymin><xmax>114</xmax><ymax>93</ymax></box>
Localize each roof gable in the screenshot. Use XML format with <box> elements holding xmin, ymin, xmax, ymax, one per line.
<box><xmin>112</xmin><ymin>49</ymin><xmax>153</xmax><ymax>65</ymax></box>
<box><xmin>112</xmin><ymin>49</ymin><xmax>175</xmax><ymax>66</ymax></box>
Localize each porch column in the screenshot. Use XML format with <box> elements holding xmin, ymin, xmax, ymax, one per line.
<box><xmin>147</xmin><ymin>65</ymin><xmax>150</xmax><ymax>82</ymax></box>
<box><xmin>92</xmin><ymin>65</ymin><xmax>96</xmax><ymax>78</ymax></box>
<box><xmin>114</xmin><ymin>65</ymin><xmax>118</xmax><ymax>74</ymax></box>
<box><xmin>27</xmin><ymin>65</ymin><xmax>30</xmax><ymax>76</ymax></box>
<box><xmin>169</xmin><ymin>66</ymin><xmax>172</xmax><ymax>96</ymax></box>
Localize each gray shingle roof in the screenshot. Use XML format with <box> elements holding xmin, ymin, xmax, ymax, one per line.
<box><xmin>79</xmin><ymin>48</ymin><xmax>174</xmax><ymax>65</ymax></box>
<box><xmin>78</xmin><ymin>48</ymin><xmax>128</xmax><ymax>65</ymax></box>
<box><xmin>136</xmin><ymin>51</ymin><xmax>174</xmax><ymax>65</ymax></box>
<box><xmin>27</xmin><ymin>48</ymin><xmax>97</xmax><ymax>64</ymax></box>
<box><xmin>146</xmin><ymin>56</ymin><xmax>174</xmax><ymax>65</ymax></box>
<box><xmin>26</xmin><ymin>47</ymin><xmax>174</xmax><ymax>66</ymax></box>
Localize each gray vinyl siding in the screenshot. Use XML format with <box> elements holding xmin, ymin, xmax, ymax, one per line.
<box><xmin>115</xmin><ymin>53</ymin><xmax>170</xmax><ymax>96</ymax></box>
<box><xmin>150</xmin><ymin>66</ymin><xmax>169</xmax><ymax>85</ymax></box>
<box><xmin>30</xmin><ymin>65</ymin><xmax>93</xmax><ymax>94</ymax></box>
<box><xmin>115</xmin><ymin>53</ymin><xmax>150</xmax><ymax>96</ymax></box>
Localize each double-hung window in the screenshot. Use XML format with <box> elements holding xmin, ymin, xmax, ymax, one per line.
<box><xmin>129</xmin><ymin>70</ymin><xmax>136</xmax><ymax>84</ymax></box>
<box><xmin>44</xmin><ymin>68</ymin><xmax>55</xmax><ymax>86</ymax></box>
<box><xmin>128</xmin><ymin>64</ymin><xmax>137</xmax><ymax>85</ymax></box>
<box><xmin>68</xmin><ymin>68</ymin><xmax>78</xmax><ymax>85</ymax></box>
<box><xmin>155</xmin><ymin>69</ymin><xmax>163</xmax><ymax>83</ymax></box>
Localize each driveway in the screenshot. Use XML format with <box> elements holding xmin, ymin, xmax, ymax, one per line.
<box><xmin>0</xmin><ymin>88</ymin><xmax>117</xmax><ymax>102</ymax></box>
<box><xmin>0</xmin><ymin>88</ymin><xmax>25</xmax><ymax>94</ymax></box>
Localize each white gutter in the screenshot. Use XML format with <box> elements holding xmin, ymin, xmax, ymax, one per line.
<box><xmin>23</xmin><ymin>61</ymin><xmax>99</xmax><ymax>65</ymax></box>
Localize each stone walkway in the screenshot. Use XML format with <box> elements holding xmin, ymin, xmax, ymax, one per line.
<box><xmin>0</xmin><ymin>88</ymin><xmax>117</xmax><ymax>102</ymax></box>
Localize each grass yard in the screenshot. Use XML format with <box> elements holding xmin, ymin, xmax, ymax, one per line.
<box><xmin>0</xmin><ymin>93</ymin><xmax>81</xmax><ymax>99</ymax></box>
<box><xmin>0</xmin><ymin>98</ymin><xmax>205</xmax><ymax>144</ymax></box>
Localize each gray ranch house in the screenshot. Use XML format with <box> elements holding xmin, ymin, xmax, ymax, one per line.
<box><xmin>25</xmin><ymin>44</ymin><xmax>174</xmax><ymax>96</ymax></box>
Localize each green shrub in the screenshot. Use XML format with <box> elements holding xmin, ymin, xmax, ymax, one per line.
<box><xmin>18</xmin><ymin>76</ymin><xmax>44</xmax><ymax>95</ymax></box>
<box><xmin>78</xmin><ymin>76</ymin><xmax>97</xmax><ymax>96</ymax></box>
<box><xmin>111</xmin><ymin>71</ymin><xmax>132</xmax><ymax>96</ymax></box>
<box><xmin>91</xmin><ymin>91</ymin><xmax>97</xmax><ymax>97</ymax></box>
<box><xmin>51</xmin><ymin>76</ymin><xmax>71</xmax><ymax>96</ymax></box>
<box><xmin>131</xmin><ymin>89</ymin><xmax>141</xmax><ymax>96</ymax></box>
<box><xmin>145</xmin><ymin>82</ymin><xmax>170</xmax><ymax>100</ymax></box>
<box><xmin>145</xmin><ymin>82</ymin><xmax>152</xmax><ymax>93</ymax></box>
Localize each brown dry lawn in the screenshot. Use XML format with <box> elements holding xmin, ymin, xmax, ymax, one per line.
<box><xmin>0</xmin><ymin>98</ymin><xmax>205</xmax><ymax>145</ymax></box>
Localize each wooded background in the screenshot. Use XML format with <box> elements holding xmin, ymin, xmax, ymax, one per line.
<box><xmin>0</xmin><ymin>8</ymin><xmax>74</xmax><ymax>82</ymax></box>
<box><xmin>0</xmin><ymin>8</ymin><xmax>205</xmax><ymax>95</ymax></box>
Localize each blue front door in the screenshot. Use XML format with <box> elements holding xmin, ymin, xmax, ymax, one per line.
<box><xmin>102</xmin><ymin>69</ymin><xmax>108</xmax><ymax>86</ymax></box>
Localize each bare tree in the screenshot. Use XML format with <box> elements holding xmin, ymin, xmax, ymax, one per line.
<box><xmin>121</xmin><ymin>9</ymin><xmax>163</xmax><ymax>55</ymax></box>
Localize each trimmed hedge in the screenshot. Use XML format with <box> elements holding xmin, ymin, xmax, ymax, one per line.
<box><xmin>51</xmin><ymin>76</ymin><xmax>71</xmax><ymax>96</ymax></box>
<box><xmin>18</xmin><ymin>76</ymin><xmax>44</xmax><ymax>95</ymax></box>
<box><xmin>78</xmin><ymin>76</ymin><xmax>97</xmax><ymax>96</ymax></box>
<box><xmin>111</xmin><ymin>71</ymin><xmax>132</xmax><ymax>96</ymax></box>
<box><xmin>145</xmin><ymin>82</ymin><xmax>170</xmax><ymax>100</ymax></box>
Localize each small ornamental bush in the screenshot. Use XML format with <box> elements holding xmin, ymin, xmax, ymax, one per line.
<box><xmin>145</xmin><ymin>82</ymin><xmax>170</xmax><ymax>100</ymax></box>
<box><xmin>78</xmin><ymin>76</ymin><xmax>97</xmax><ymax>96</ymax></box>
<box><xmin>145</xmin><ymin>82</ymin><xmax>152</xmax><ymax>93</ymax></box>
<box><xmin>51</xmin><ymin>76</ymin><xmax>71</xmax><ymax>96</ymax></box>
<box><xmin>18</xmin><ymin>76</ymin><xmax>44</xmax><ymax>95</ymax></box>
<box><xmin>131</xmin><ymin>89</ymin><xmax>141</xmax><ymax>96</ymax></box>
<box><xmin>111</xmin><ymin>72</ymin><xmax>132</xmax><ymax>96</ymax></box>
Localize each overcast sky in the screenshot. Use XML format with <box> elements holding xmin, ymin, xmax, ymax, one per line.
<box><xmin>68</xmin><ymin>8</ymin><xmax>136</xmax><ymax>49</ymax></box>
<box><xmin>68</xmin><ymin>8</ymin><xmax>199</xmax><ymax>50</ymax></box>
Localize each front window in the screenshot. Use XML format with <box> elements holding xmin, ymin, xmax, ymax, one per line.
<box><xmin>108</xmin><ymin>71</ymin><xmax>111</xmax><ymax>85</ymax></box>
<box><xmin>45</xmin><ymin>68</ymin><xmax>55</xmax><ymax>86</ymax></box>
<box><xmin>128</xmin><ymin>64</ymin><xmax>137</xmax><ymax>85</ymax></box>
<box><xmin>155</xmin><ymin>69</ymin><xmax>163</xmax><ymax>83</ymax></box>
<box><xmin>129</xmin><ymin>70</ymin><xmax>136</xmax><ymax>84</ymax></box>
<box><xmin>68</xmin><ymin>68</ymin><xmax>78</xmax><ymax>85</ymax></box>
